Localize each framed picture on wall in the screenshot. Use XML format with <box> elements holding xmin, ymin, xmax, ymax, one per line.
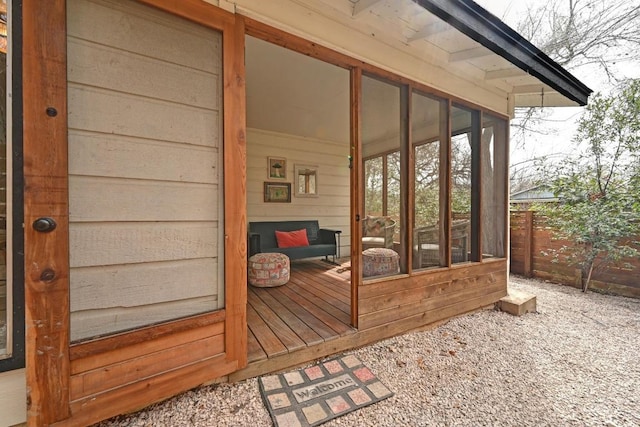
<box><xmin>264</xmin><ymin>182</ymin><xmax>291</xmax><ymax>203</ymax></box>
<box><xmin>268</xmin><ymin>157</ymin><xmax>287</xmax><ymax>180</ymax></box>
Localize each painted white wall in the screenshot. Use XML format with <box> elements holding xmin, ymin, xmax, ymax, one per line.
<box><xmin>247</xmin><ymin>128</ymin><xmax>352</xmax><ymax>257</ymax></box>
<box><xmin>0</xmin><ymin>369</ymin><xmax>25</xmax><ymax>427</ymax></box>
<box><xmin>67</xmin><ymin>0</ymin><xmax>224</xmax><ymax>341</ymax></box>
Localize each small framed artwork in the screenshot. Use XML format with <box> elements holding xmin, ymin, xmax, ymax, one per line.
<box><xmin>268</xmin><ymin>157</ymin><xmax>287</xmax><ymax>180</ymax></box>
<box><xmin>264</xmin><ymin>182</ymin><xmax>291</xmax><ymax>203</ymax></box>
<box><xmin>294</xmin><ymin>164</ymin><xmax>319</xmax><ymax>197</ymax></box>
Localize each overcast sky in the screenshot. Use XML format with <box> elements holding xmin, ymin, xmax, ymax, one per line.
<box><xmin>473</xmin><ymin>0</ymin><xmax>639</xmax><ymax>184</ymax></box>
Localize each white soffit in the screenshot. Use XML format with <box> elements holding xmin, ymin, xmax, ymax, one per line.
<box><xmin>342</xmin><ymin>0</ymin><xmax>584</xmax><ymax>107</ymax></box>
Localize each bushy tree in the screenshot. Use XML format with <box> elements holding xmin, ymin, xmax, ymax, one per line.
<box><xmin>538</xmin><ymin>79</ymin><xmax>640</xmax><ymax>291</ymax></box>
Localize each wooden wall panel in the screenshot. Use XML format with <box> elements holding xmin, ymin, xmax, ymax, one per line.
<box><xmin>68</xmin><ymin>85</ymin><xmax>220</xmax><ymax>147</ymax></box>
<box><xmin>69</xmin><ymin>0</ymin><xmax>223</xmax><ymax>73</ymax></box>
<box><xmin>68</xmin><ymin>131</ymin><xmax>218</xmax><ymax>183</ymax></box>
<box><xmin>69</xmin><ymin>296</ymin><xmax>217</xmax><ymax>342</ymax></box>
<box><xmin>60</xmin><ymin>316</ymin><xmax>232</xmax><ymax>426</ymax></box>
<box><xmin>70</xmin><ymin>332</ymin><xmax>224</xmax><ymax>400</ymax></box>
<box><xmin>69</xmin><ymin>177</ymin><xmax>219</xmax><ymax>222</ymax></box>
<box><xmin>69</xmin><ymin>223</ymin><xmax>219</xmax><ymax>267</ymax></box>
<box><xmin>70</xmin><ymin>259</ymin><xmax>218</xmax><ymax>311</ymax></box>
<box><xmin>68</xmin><ymin>38</ymin><xmax>220</xmax><ymax>110</ymax></box>
<box><xmin>358</xmin><ymin>260</ymin><xmax>507</xmax><ymax>331</ymax></box>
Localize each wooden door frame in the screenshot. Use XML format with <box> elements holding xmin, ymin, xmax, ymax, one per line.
<box><xmin>23</xmin><ymin>1</ymin><xmax>246</xmax><ymax>425</ymax></box>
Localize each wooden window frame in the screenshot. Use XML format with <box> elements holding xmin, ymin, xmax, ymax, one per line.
<box><xmin>0</xmin><ymin>0</ymin><xmax>25</xmax><ymax>374</ymax></box>
<box><xmin>23</xmin><ymin>0</ymin><xmax>246</xmax><ymax>425</ymax></box>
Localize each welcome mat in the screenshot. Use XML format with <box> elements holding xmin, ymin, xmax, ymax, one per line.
<box><xmin>259</xmin><ymin>355</ymin><xmax>393</xmax><ymax>427</ymax></box>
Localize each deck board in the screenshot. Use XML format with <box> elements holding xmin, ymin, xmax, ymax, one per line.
<box><xmin>247</xmin><ymin>327</ymin><xmax>267</xmax><ymax>363</ymax></box>
<box><xmin>251</xmin><ymin>287</ymin><xmax>324</xmax><ymax>346</ymax></box>
<box><xmin>266</xmin><ymin>287</ymin><xmax>342</xmax><ymax>340</ymax></box>
<box><xmin>246</xmin><ymin>304</ymin><xmax>288</xmax><ymax>357</ymax></box>
<box><xmin>247</xmin><ymin>260</ymin><xmax>354</xmax><ymax>362</ymax></box>
<box><xmin>293</xmin><ymin>268</ymin><xmax>352</xmax><ymax>305</ymax></box>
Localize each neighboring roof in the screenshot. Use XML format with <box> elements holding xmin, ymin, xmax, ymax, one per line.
<box><xmin>510</xmin><ymin>185</ymin><xmax>557</xmax><ymax>203</ymax></box>
<box><xmin>416</xmin><ymin>0</ymin><xmax>592</xmax><ymax>106</ymax></box>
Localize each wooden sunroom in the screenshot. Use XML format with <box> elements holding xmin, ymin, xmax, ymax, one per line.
<box><xmin>0</xmin><ymin>0</ymin><xmax>591</xmax><ymax>425</ymax></box>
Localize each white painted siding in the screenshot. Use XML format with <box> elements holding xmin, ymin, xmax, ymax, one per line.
<box><xmin>0</xmin><ymin>369</ymin><xmax>25</xmax><ymax>427</ymax></box>
<box><xmin>247</xmin><ymin>129</ymin><xmax>351</xmax><ymax>256</ymax></box>
<box><xmin>67</xmin><ymin>0</ymin><xmax>223</xmax><ymax>341</ymax></box>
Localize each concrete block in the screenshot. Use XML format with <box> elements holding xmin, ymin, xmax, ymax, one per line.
<box><xmin>496</xmin><ymin>289</ymin><xmax>537</xmax><ymax>316</ymax></box>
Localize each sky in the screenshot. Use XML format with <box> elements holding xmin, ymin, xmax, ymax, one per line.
<box><xmin>473</xmin><ymin>0</ymin><xmax>640</xmax><ymax>186</ymax></box>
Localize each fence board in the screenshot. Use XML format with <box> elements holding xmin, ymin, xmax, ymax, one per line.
<box><xmin>510</xmin><ymin>211</ymin><xmax>640</xmax><ymax>297</ymax></box>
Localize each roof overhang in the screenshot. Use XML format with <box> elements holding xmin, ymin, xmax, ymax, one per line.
<box><xmin>415</xmin><ymin>0</ymin><xmax>592</xmax><ymax>106</ymax></box>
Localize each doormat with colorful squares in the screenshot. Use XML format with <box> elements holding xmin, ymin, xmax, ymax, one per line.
<box><xmin>259</xmin><ymin>355</ymin><xmax>394</xmax><ymax>427</ymax></box>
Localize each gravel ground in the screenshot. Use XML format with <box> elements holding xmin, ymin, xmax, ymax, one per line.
<box><xmin>98</xmin><ymin>275</ymin><xmax>640</xmax><ymax>427</ymax></box>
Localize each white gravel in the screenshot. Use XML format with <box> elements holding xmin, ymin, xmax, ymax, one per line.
<box><xmin>97</xmin><ymin>275</ymin><xmax>640</xmax><ymax>427</ymax></box>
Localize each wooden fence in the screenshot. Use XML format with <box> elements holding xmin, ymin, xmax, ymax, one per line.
<box><xmin>510</xmin><ymin>211</ymin><xmax>640</xmax><ymax>298</ymax></box>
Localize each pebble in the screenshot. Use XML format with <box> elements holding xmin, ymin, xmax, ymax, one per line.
<box><xmin>97</xmin><ymin>275</ymin><xmax>640</xmax><ymax>427</ymax></box>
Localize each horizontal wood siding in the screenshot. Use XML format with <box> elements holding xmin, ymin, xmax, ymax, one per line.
<box><xmin>67</xmin><ymin>0</ymin><xmax>224</xmax><ymax>341</ymax></box>
<box><xmin>358</xmin><ymin>260</ymin><xmax>507</xmax><ymax>330</ymax></box>
<box><xmin>64</xmin><ymin>315</ymin><xmax>231</xmax><ymax>426</ymax></box>
<box><xmin>247</xmin><ymin>128</ymin><xmax>351</xmax><ymax>255</ymax></box>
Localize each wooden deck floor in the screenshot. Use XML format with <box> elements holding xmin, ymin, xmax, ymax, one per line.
<box><xmin>247</xmin><ymin>259</ymin><xmax>355</xmax><ymax>364</ymax></box>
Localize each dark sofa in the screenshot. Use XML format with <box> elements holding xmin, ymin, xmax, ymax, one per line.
<box><xmin>248</xmin><ymin>220</ymin><xmax>341</xmax><ymax>261</ymax></box>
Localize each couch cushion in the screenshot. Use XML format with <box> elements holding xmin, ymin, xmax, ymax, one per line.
<box><xmin>364</xmin><ymin>216</ymin><xmax>389</xmax><ymax>237</ymax></box>
<box><xmin>275</xmin><ymin>229</ymin><xmax>310</xmax><ymax>248</ymax></box>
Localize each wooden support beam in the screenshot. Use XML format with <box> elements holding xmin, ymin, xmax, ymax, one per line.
<box><xmin>223</xmin><ymin>13</ymin><xmax>248</xmax><ymax>370</ymax></box>
<box><xmin>485</xmin><ymin>67</ymin><xmax>527</xmax><ymax>80</ymax></box>
<box><xmin>23</xmin><ymin>0</ymin><xmax>71</xmax><ymax>425</ymax></box>
<box><xmin>449</xmin><ymin>46</ymin><xmax>492</xmax><ymax>62</ymax></box>
<box><xmin>408</xmin><ymin>21</ymin><xmax>450</xmax><ymax>42</ymax></box>
<box><xmin>352</xmin><ymin>0</ymin><xmax>383</xmax><ymax>17</ymax></box>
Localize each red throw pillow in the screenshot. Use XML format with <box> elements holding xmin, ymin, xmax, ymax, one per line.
<box><xmin>275</xmin><ymin>229</ymin><xmax>309</xmax><ymax>248</ymax></box>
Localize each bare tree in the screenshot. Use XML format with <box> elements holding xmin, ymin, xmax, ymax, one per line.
<box><xmin>508</xmin><ymin>0</ymin><xmax>640</xmax><ymax>188</ymax></box>
<box><xmin>516</xmin><ymin>0</ymin><xmax>640</xmax><ymax>80</ymax></box>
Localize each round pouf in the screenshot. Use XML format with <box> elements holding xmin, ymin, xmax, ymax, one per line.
<box><xmin>362</xmin><ymin>247</ymin><xmax>400</xmax><ymax>278</ymax></box>
<box><xmin>248</xmin><ymin>252</ymin><xmax>290</xmax><ymax>287</ymax></box>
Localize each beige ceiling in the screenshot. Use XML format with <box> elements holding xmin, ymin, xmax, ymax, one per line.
<box><xmin>243</xmin><ymin>0</ymin><xmax>589</xmax><ymax>142</ymax></box>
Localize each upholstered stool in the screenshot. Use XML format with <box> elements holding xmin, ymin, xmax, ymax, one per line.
<box><xmin>248</xmin><ymin>252</ymin><xmax>290</xmax><ymax>287</ymax></box>
<box><xmin>362</xmin><ymin>247</ymin><xmax>400</xmax><ymax>278</ymax></box>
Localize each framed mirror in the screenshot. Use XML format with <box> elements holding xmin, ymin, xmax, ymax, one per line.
<box><xmin>294</xmin><ymin>164</ymin><xmax>318</xmax><ymax>197</ymax></box>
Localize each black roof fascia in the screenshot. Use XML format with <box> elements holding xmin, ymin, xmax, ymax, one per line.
<box><xmin>414</xmin><ymin>0</ymin><xmax>593</xmax><ymax>106</ymax></box>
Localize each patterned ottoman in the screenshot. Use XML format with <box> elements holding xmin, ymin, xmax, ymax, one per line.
<box><xmin>362</xmin><ymin>247</ymin><xmax>400</xmax><ymax>278</ymax></box>
<box><xmin>248</xmin><ymin>252</ymin><xmax>290</xmax><ymax>287</ymax></box>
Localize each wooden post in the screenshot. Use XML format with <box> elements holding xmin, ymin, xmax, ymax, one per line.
<box><xmin>523</xmin><ymin>211</ymin><xmax>533</xmax><ymax>277</ymax></box>
<box><xmin>23</xmin><ymin>1</ymin><xmax>71</xmax><ymax>425</ymax></box>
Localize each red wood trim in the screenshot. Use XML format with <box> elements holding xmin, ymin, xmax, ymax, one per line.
<box><xmin>54</xmin><ymin>355</ymin><xmax>238</xmax><ymax>427</ymax></box>
<box><xmin>440</xmin><ymin>100</ymin><xmax>452</xmax><ymax>266</ymax></box>
<box><xmin>350</xmin><ymin>67</ymin><xmax>362</xmax><ymax>328</ymax></box>
<box><xmin>23</xmin><ymin>0</ymin><xmax>71</xmax><ymax>425</ymax></box>
<box><xmin>223</xmin><ymin>14</ymin><xmax>248</xmax><ymax>369</ymax></box>
<box><xmin>70</xmin><ymin>334</ymin><xmax>225</xmax><ymax>400</ymax></box>
<box><xmin>136</xmin><ymin>0</ymin><xmax>235</xmax><ymax>28</ymax></box>
<box><xmin>69</xmin><ymin>310</ymin><xmax>225</xmax><ymax>361</ymax></box>
<box><xmin>244</xmin><ymin>16</ymin><xmax>357</xmax><ymax>70</ymax></box>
